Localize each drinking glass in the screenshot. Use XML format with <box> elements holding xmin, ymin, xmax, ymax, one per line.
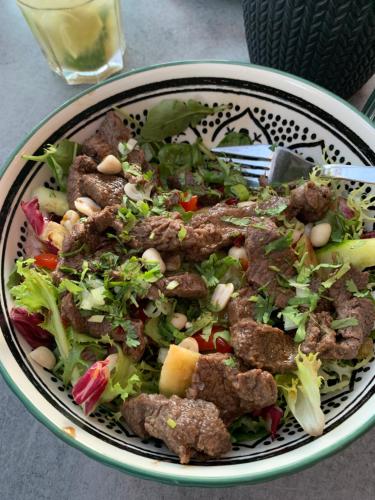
<box><xmin>17</xmin><ymin>0</ymin><xmax>126</xmax><ymax>85</ymax></box>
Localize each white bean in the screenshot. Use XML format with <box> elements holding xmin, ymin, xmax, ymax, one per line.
<box><xmin>124</xmin><ymin>182</ymin><xmax>152</xmax><ymax>201</ymax></box>
<box><xmin>142</xmin><ymin>248</ymin><xmax>166</xmax><ymax>273</ymax></box>
<box><xmin>179</xmin><ymin>337</ymin><xmax>199</xmax><ymax>353</ymax></box>
<box><xmin>74</xmin><ymin>197</ymin><xmax>101</xmax><ymax>217</ymax></box>
<box><xmin>228</xmin><ymin>246</ymin><xmax>247</xmax><ymax>260</ymax></box>
<box><xmin>29</xmin><ymin>346</ymin><xmax>56</xmax><ymax>370</ymax></box>
<box><xmin>310</xmin><ymin>222</ymin><xmax>332</xmax><ymax>248</ymax></box>
<box><xmin>211</xmin><ymin>283</ymin><xmax>235</xmax><ymax>311</ymax></box>
<box><xmin>61</xmin><ymin>209</ymin><xmax>80</xmax><ymax>232</ymax></box>
<box><xmin>170</xmin><ymin>312</ymin><xmax>188</xmax><ymax>330</ymax></box>
<box><xmin>126</xmin><ymin>138</ymin><xmax>138</xmax><ymax>151</ymax></box>
<box><xmin>97</xmin><ymin>154</ymin><xmax>122</xmax><ymax>175</ymax></box>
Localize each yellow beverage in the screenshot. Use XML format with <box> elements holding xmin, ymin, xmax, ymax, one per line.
<box><xmin>17</xmin><ymin>0</ymin><xmax>125</xmax><ymax>84</ymax></box>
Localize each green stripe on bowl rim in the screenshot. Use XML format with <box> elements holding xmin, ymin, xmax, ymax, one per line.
<box><xmin>0</xmin><ymin>60</ymin><xmax>374</xmax><ymax>486</ymax></box>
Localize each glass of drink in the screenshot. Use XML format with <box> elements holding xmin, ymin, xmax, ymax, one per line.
<box><xmin>16</xmin><ymin>0</ymin><xmax>126</xmax><ymax>85</ymax></box>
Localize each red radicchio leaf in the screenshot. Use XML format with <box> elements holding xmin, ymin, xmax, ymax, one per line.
<box><xmin>21</xmin><ymin>198</ymin><xmax>47</xmax><ymax>236</ymax></box>
<box><xmin>72</xmin><ymin>359</ymin><xmax>110</xmax><ymax>415</ymax></box>
<box><xmin>361</xmin><ymin>231</ymin><xmax>375</xmax><ymax>239</ymax></box>
<box><xmin>10</xmin><ymin>307</ymin><xmax>54</xmax><ymax>349</ymax></box>
<box><xmin>338</xmin><ymin>197</ymin><xmax>355</xmax><ymax>220</ymax></box>
<box><xmin>253</xmin><ymin>405</ymin><xmax>283</xmax><ymax>440</ymax></box>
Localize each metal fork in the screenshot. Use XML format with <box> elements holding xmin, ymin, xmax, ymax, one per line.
<box><xmin>211</xmin><ymin>145</ymin><xmax>375</xmax><ymax>186</ymax></box>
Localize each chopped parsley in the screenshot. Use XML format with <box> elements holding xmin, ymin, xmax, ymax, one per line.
<box><xmin>178</xmin><ymin>225</ymin><xmax>187</xmax><ymax>241</ymax></box>
<box><xmin>255</xmin><ymin>201</ymin><xmax>288</xmax><ymax>217</ymax></box>
<box><xmin>249</xmin><ymin>293</ymin><xmax>275</xmax><ymax>325</ymax></box>
<box><xmin>167</xmin><ymin>418</ymin><xmax>177</xmax><ymax>429</ymax></box>
<box><xmin>223</xmin><ymin>357</ymin><xmax>237</xmax><ymax>368</ymax></box>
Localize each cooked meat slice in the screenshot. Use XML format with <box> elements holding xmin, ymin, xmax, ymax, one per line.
<box><xmin>328</xmin><ymin>267</ymin><xmax>369</xmax><ymax>303</ymax></box>
<box><xmin>227</xmin><ymin>287</ymin><xmax>257</xmax><ymax>325</ymax></box>
<box><xmin>288</xmin><ymin>181</ymin><xmax>332</xmax><ymax>222</ymax></box>
<box><xmin>129</xmin><ymin>213</ymin><xmax>186</xmax><ymax>252</ymax></box>
<box><xmin>231</xmin><ymin>319</ymin><xmax>297</xmax><ymax>373</ymax></box>
<box><xmin>244</xmin><ymin>217</ymin><xmax>296</xmax><ymax>308</ymax></box>
<box><xmin>66</xmin><ymin>155</ymin><xmax>98</xmax><ymax>209</ymax></box>
<box><xmin>82</xmin><ymin>111</ymin><xmax>131</xmax><ymax>161</ymax></box>
<box><xmin>302</xmin><ymin>301</ymin><xmax>375</xmax><ymax>360</ymax></box>
<box><xmin>189</xmin><ymin>202</ymin><xmax>255</xmax><ymax>229</ymax></box>
<box><xmin>80</xmin><ymin>173</ymin><xmax>126</xmax><ymax>207</ymax></box>
<box><xmin>186</xmin><ymin>353</ymin><xmax>277</xmax><ymax>424</ymax></box>
<box><xmin>148</xmin><ymin>273</ymin><xmax>208</xmax><ymax>300</ymax></box>
<box><xmin>60</xmin><ymin>294</ymin><xmax>146</xmax><ymax>359</ymax></box>
<box><xmin>162</xmin><ymin>253</ymin><xmax>182</xmax><ymax>271</ymax></box>
<box><xmin>62</xmin><ymin>205</ymin><xmax>122</xmax><ymax>255</ymax></box>
<box><xmin>120</xmin><ymin>319</ymin><xmax>147</xmax><ymax>362</ymax></box>
<box><xmin>122</xmin><ymin>394</ymin><xmax>232</xmax><ymax>464</ymax></box>
<box><xmin>122</xmin><ymin>393</ymin><xmax>167</xmax><ymax>437</ymax></box>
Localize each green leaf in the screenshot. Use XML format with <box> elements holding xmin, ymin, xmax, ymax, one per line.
<box><xmin>320</xmin><ymin>262</ymin><xmax>351</xmax><ymax>289</ymax></box>
<box><xmin>230</xmin><ymin>184</ymin><xmax>250</xmax><ymax>201</ymax></box>
<box><xmin>196</xmin><ymin>253</ymin><xmax>240</xmax><ymax>288</ymax></box>
<box><xmin>330</xmin><ymin>317</ymin><xmax>359</xmax><ymax>330</ymax></box>
<box><xmin>250</xmin><ymin>293</ymin><xmax>275</xmax><ymax>325</ymax></box>
<box><xmin>265</xmin><ymin>232</ymin><xmax>293</xmax><ymax>255</ymax></box>
<box><xmin>11</xmin><ymin>260</ymin><xmax>70</xmax><ymax>363</ymax></box>
<box><xmin>218</xmin><ymin>131</ymin><xmax>253</xmax><ymax>147</ymax></box>
<box><xmin>141</xmin><ymin>99</ymin><xmax>224</xmax><ymax>141</ymax></box>
<box><xmin>229</xmin><ymin>415</ymin><xmax>268</xmax><ymax>443</ymax></box>
<box><xmin>23</xmin><ymin>139</ymin><xmax>79</xmax><ymax>191</ymax></box>
<box><xmin>221</xmin><ymin>216</ymin><xmax>252</xmax><ymax>226</ymax></box>
<box><xmin>158</xmin><ymin>142</ymin><xmax>203</xmax><ymax>175</ymax></box>
<box><xmin>223</xmin><ymin>356</ymin><xmax>237</xmax><ymax>368</ymax></box>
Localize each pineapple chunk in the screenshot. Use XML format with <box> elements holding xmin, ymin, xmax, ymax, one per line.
<box><xmin>159</xmin><ymin>344</ymin><xmax>200</xmax><ymax>397</ymax></box>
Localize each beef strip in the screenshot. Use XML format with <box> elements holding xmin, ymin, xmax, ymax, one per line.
<box><xmin>128</xmin><ymin>202</ymin><xmax>287</xmax><ymax>262</ymax></box>
<box><xmin>301</xmin><ymin>267</ymin><xmax>375</xmax><ymax>359</ymax></box>
<box><xmin>82</xmin><ymin>111</ymin><xmax>131</xmax><ymax>161</ymax></box>
<box><xmin>288</xmin><ymin>181</ymin><xmax>332</xmax><ymax>222</ymax></box>
<box><xmin>244</xmin><ymin>217</ymin><xmax>296</xmax><ymax>308</ymax></box>
<box><xmin>227</xmin><ymin>287</ymin><xmax>257</xmax><ymax>326</ymax></box>
<box><xmin>80</xmin><ymin>173</ymin><xmax>126</xmax><ymax>207</ymax></box>
<box><xmin>60</xmin><ymin>293</ymin><xmax>146</xmax><ymax>360</ymax></box>
<box><xmin>186</xmin><ymin>353</ymin><xmax>277</xmax><ymax>425</ymax></box>
<box><xmin>148</xmin><ymin>273</ymin><xmax>208</xmax><ymax>300</ymax></box>
<box><xmin>66</xmin><ymin>155</ymin><xmax>98</xmax><ymax>209</ymax></box>
<box><xmin>122</xmin><ymin>394</ymin><xmax>232</xmax><ymax>464</ymax></box>
<box><xmin>230</xmin><ymin>319</ymin><xmax>297</xmax><ymax>373</ymax></box>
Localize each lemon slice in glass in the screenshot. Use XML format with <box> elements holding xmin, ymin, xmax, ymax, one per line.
<box><xmin>59</xmin><ymin>7</ymin><xmax>104</xmax><ymax>59</ymax></box>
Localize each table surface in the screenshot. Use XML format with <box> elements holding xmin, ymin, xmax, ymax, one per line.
<box><xmin>1</xmin><ymin>1</ymin><xmax>374</xmax><ymax>499</ymax></box>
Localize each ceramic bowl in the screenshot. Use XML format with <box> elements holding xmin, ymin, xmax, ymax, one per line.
<box><xmin>0</xmin><ymin>62</ymin><xmax>374</xmax><ymax>486</ymax></box>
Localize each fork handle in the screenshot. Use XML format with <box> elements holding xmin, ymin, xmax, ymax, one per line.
<box><xmin>321</xmin><ymin>165</ymin><xmax>375</xmax><ymax>183</ymax></box>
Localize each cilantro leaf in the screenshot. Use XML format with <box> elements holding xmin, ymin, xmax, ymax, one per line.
<box><xmin>221</xmin><ymin>216</ymin><xmax>252</xmax><ymax>226</ymax></box>
<box><xmin>178</xmin><ymin>225</ymin><xmax>187</xmax><ymax>241</ymax></box>
<box><xmin>265</xmin><ymin>232</ymin><xmax>293</xmax><ymax>255</ymax></box>
<box><xmin>223</xmin><ymin>356</ymin><xmax>237</xmax><ymax>368</ymax></box>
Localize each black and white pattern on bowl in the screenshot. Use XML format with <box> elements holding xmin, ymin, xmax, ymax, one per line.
<box><xmin>1</xmin><ymin>77</ymin><xmax>374</xmax><ymax>466</ymax></box>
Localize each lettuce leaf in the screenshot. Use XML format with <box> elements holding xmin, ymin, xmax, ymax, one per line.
<box><xmin>277</xmin><ymin>349</ymin><xmax>325</xmax><ymax>437</ymax></box>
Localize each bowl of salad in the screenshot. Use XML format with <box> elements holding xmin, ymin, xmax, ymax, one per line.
<box><xmin>0</xmin><ymin>61</ymin><xmax>374</xmax><ymax>486</ymax></box>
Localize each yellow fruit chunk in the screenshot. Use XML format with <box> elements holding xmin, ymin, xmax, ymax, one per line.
<box><xmin>159</xmin><ymin>344</ymin><xmax>200</xmax><ymax>397</ymax></box>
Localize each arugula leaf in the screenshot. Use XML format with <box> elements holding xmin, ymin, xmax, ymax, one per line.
<box><xmin>158</xmin><ymin>142</ymin><xmax>203</xmax><ymax>175</ymax></box>
<box><xmin>141</xmin><ymin>99</ymin><xmax>224</xmax><ymax>141</ymax></box>
<box><xmin>330</xmin><ymin>317</ymin><xmax>359</xmax><ymax>330</ymax></box>
<box><xmin>221</xmin><ymin>216</ymin><xmax>252</xmax><ymax>226</ymax></box>
<box><xmin>265</xmin><ymin>232</ymin><xmax>293</xmax><ymax>255</ymax></box>
<box><xmin>218</xmin><ymin>131</ymin><xmax>253</xmax><ymax>147</ymax></box>
<box><xmin>23</xmin><ymin>139</ymin><xmax>79</xmax><ymax>191</ymax></box>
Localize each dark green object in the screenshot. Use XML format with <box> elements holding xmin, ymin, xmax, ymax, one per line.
<box><xmin>242</xmin><ymin>0</ymin><xmax>375</xmax><ymax>98</ymax></box>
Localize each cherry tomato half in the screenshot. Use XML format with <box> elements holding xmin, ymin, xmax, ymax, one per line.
<box><xmin>34</xmin><ymin>253</ymin><xmax>58</xmax><ymax>271</ymax></box>
<box><xmin>179</xmin><ymin>194</ymin><xmax>198</xmax><ymax>212</ymax></box>
<box><xmin>193</xmin><ymin>325</ymin><xmax>233</xmax><ymax>354</ymax></box>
